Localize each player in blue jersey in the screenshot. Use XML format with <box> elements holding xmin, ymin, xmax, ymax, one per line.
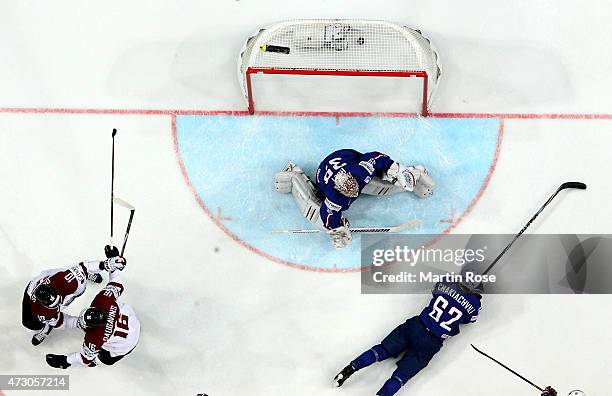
<box><xmin>274</xmin><ymin>149</ymin><xmax>435</xmax><ymax>248</ymax></box>
<box><xmin>333</xmin><ymin>276</ymin><xmax>482</xmax><ymax>396</ymax></box>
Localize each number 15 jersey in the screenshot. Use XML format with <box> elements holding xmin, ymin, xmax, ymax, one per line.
<box><xmin>419</xmin><ymin>282</ymin><xmax>482</xmax><ymax>339</ymax></box>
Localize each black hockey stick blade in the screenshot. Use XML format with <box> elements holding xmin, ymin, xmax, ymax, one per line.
<box><xmin>482</xmin><ymin>181</ymin><xmax>587</xmax><ymax>275</ymax></box>
<box><xmin>559</xmin><ymin>181</ymin><xmax>586</xmax><ymax>190</ymax></box>
<box><xmin>120</xmin><ymin>208</ymin><xmax>135</xmax><ymax>256</ymax></box>
<box><xmin>471</xmin><ymin>344</ymin><xmax>543</xmax><ymax>392</ymax></box>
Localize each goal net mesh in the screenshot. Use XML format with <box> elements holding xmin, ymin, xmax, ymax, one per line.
<box><xmin>238</xmin><ymin>19</ymin><xmax>441</xmax><ymax>113</ymax></box>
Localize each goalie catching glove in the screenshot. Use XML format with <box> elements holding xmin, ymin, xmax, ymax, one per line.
<box><xmin>383</xmin><ymin>162</ymin><xmax>435</xmax><ymax>198</ymax></box>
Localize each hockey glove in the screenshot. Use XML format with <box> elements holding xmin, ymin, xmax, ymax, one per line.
<box><xmin>103</xmin><ymin>256</ymin><xmax>127</xmax><ymax>272</ymax></box>
<box><xmin>46</xmin><ymin>354</ymin><xmax>70</xmax><ymax>369</ymax></box>
<box><xmin>104</xmin><ymin>245</ymin><xmax>120</xmax><ymax>258</ymax></box>
<box><xmin>329</xmin><ymin>219</ymin><xmax>352</xmax><ymax>249</ymax></box>
<box><xmin>87</xmin><ymin>272</ymin><xmax>103</xmax><ymax>283</ymax></box>
<box><xmin>542</xmin><ymin>386</ymin><xmax>558</xmax><ymax>396</ymax></box>
<box><xmin>383</xmin><ymin>162</ymin><xmax>419</xmax><ymax>191</ymax></box>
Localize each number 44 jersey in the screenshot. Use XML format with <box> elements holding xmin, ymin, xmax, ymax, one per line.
<box><xmin>419</xmin><ymin>282</ymin><xmax>482</xmax><ymax>339</ymax></box>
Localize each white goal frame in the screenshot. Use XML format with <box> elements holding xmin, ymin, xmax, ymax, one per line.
<box><xmin>238</xmin><ymin>19</ymin><xmax>441</xmax><ymax>116</ymax></box>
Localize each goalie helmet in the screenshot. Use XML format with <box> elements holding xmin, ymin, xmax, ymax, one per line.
<box><xmin>79</xmin><ymin>307</ymin><xmax>108</xmax><ymax>328</ymax></box>
<box><xmin>333</xmin><ymin>169</ymin><xmax>359</xmax><ymax>198</ymax></box>
<box><xmin>33</xmin><ymin>283</ymin><xmax>61</xmax><ymax>308</ymax></box>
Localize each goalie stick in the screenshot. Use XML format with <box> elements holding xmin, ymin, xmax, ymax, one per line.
<box><xmin>482</xmin><ymin>181</ymin><xmax>587</xmax><ymax>275</ymax></box>
<box><xmin>471</xmin><ymin>344</ymin><xmax>544</xmax><ymax>392</ymax></box>
<box><xmin>271</xmin><ymin>219</ymin><xmax>421</xmax><ymax>234</ymax></box>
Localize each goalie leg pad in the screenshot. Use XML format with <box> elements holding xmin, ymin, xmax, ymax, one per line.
<box><xmin>274</xmin><ymin>161</ymin><xmax>303</xmax><ymax>193</ymax></box>
<box><xmin>291</xmin><ymin>175</ymin><xmax>326</xmax><ymax>231</ymax></box>
<box><xmin>361</xmin><ymin>177</ymin><xmax>406</xmax><ymax>196</ymax></box>
<box><xmin>274</xmin><ymin>172</ymin><xmax>294</xmax><ymax>194</ymax></box>
<box><xmin>276</xmin><ymin>162</ymin><xmax>326</xmax><ymax>230</ymax></box>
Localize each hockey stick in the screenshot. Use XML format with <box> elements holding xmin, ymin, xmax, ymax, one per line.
<box><xmin>271</xmin><ymin>219</ymin><xmax>421</xmax><ymax>234</ymax></box>
<box><xmin>482</xmin><ymin>181</ymin><xmax>586</xmax><ymax>275</ymax></box>
<box><xmin>112</xmin><ymin>197</ymin><xmax>135</xmax><ymax>256</ymax></box>
<box><xmin>110</xmin><ymin>128</ymin><xmax>117</xmax><ymax>246</ymax></box>
<box><xmin>471</xmin><ymin>344</ymin><xmax>543</xmax><ymax>392</ymax></box>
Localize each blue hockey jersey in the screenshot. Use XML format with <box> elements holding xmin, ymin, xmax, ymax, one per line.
<box><xmin>315</xmin><ymin>149</ymin><xmax>394</xmax><ymax>229</ymax></box>
<box><xmin>419</xmin><ymin>282</ymin><xmax>482</xmax><ymax>339</ymax></box>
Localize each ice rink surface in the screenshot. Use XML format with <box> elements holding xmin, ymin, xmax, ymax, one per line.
<box><xmin>1</xmin><ymin>1</ymin><xmax>612</xmax><ymax>395</ymax></box>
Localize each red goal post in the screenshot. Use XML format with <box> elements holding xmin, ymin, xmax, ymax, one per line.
<box><xmin>238</xmin><ymin>19</ymin><xmax>441</xmax><ymax>116</ymax></box>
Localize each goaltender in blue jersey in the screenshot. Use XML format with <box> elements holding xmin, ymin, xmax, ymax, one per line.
<box><xmin>274</xmin><ymin>149</ymin><xmax>435</xmax><ymax>249</ymax></box>
<box><xmin>333</xmin><ymin>278</ymin><xmax>483</xmax><ymax>396</ymax></box>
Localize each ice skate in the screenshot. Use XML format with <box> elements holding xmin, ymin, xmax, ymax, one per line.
<box><xmin>31</xmin><ymin>324</ymin><xmax>53</xmax><ymax>346</ymax></box>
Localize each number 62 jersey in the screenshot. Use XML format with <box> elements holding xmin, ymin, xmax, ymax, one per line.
<box><xmin>419</xmin><ymin>282</ymin><xmax>482</xmax><ymax>339</ymax></box>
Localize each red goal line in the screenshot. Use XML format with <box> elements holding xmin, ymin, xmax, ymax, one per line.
<box><xmin>0</xmin><ymin>106</ymin><xmax>611</xmax><ymax>120</ymax></box>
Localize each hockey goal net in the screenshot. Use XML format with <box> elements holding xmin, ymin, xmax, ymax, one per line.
<box><xmin>238</xmin><ymin>19</ymin><xmax>441</xmax><ymax>115</ymax></box>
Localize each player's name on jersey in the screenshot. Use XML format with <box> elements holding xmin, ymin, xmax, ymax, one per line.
<box><xmin>371</xmin><ymin>271</ymin><xmax>496</xmax><ymax>284</ymax></box>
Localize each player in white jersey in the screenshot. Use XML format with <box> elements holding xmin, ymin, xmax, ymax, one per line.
<box><xmin>23</xmin><ymin>259</ymin><xmax>107</xmax><ymax>345</ymax></box>
<box><xmin>45</xmin><ymin>258</ymin><xmax>140</xmax><ymax>369</ymax></box>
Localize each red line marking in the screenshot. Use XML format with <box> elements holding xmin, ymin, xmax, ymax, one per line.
<box><xmin>431</xmin><ymin>112</ymin><xmax>612</xmax><ymax>120</ymax></box>
<box><xmin>1</xmin><ymin>106</ymin><xmax>612</xmax><ymax>120</ymax></box>
<box><xmin>215</xmin><ymin>208</ymin><xmax>232</xmax><ymax>222</ymax></box>
<box><xmin>440</xmin><ymin>208</ymin><xmax>457</xmax><ymax>224</ymax></box>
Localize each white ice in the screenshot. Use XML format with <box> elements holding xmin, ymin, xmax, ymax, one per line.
<box><xmin>1</xmin><ymin>1</ymin><xmax>612</xmax><ymax>395</ymax></box>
